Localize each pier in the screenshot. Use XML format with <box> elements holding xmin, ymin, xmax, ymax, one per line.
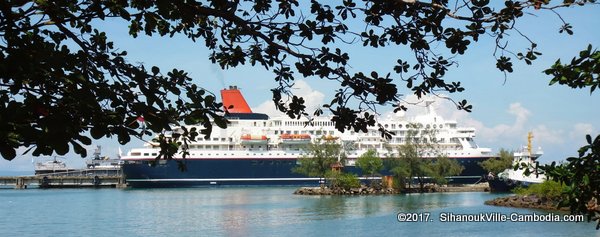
<box><xmin>0</xmin><ymin>169</ymin><xmax>127</xmax><ymax>189</ymax></box>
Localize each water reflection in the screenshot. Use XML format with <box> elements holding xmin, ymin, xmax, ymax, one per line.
<box><xmin>2</xmin><ymin>188</ymin><xmax>598</xmax><ymax>237</ymax></box>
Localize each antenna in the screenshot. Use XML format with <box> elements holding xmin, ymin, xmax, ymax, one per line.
<box><xmin>94</xmin><ymin>145</ymin><xmax>101</xmax><ymax>160</ymax></box>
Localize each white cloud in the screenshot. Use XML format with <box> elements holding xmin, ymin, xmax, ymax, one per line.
<box><xmin>569</xmin><ymin>123</ymin><xmax>596</xmax><ymax>139</ymax></box>
<box><xmin>532</xmin><ymin>125</ymin><xmax>565</xmax><ymax>145</ymax></box>
<box><xmin>253</xmin><ymin>80</ymin><xmax>325</xmax><ymax>117</ymax></box>
<box><xmin>472</xmin><ymin>103</ymin><xmax>530</xmax><ymax>143</ymax></box>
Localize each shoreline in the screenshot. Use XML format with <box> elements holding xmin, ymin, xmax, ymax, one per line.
<box><xmin>293</xmin><ymin>183</ymin><xmax>490</xmax><ymax>195</ymax></box>
<box><xmin>484</xmin><ymin>194</ymin><xmax>568</xmax><ymax>211</ymax></box>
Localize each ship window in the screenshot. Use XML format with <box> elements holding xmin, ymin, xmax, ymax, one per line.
<box><xmin>275</xmin><ymin>131</ymin><xmax>278</xmax><ymax>135</ymax></box>
<box><xmin>264</xmin><ymin>122</ymin><xmax>266</xmax><ymax>126</ymax></box>
<box><xmin>143</xmin><ymin>153</ymin><xmax>149</xmax><ymax>156</ymax></box>
<box><xmin>151</xmin><ymin>153</ymin><xmax>157</xmax><ymax>156</ymax></box>
<box><xmin>131</xmin><ymin>152</ymin><xmax>141</xmax><ymax>156</ymax></box>
<box><xmin>221</xmin><ymin>138</ymin><xmax>226</xmax><ymax>141</ymax></box>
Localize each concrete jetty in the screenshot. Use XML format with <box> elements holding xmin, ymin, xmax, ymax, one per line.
<box><xmin>0</xmin><ymin>174</ymin><xmax>126</xmax><ymax>189</ymax></box>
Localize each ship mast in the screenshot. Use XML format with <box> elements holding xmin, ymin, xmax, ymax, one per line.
<box><xmin>527</xmin><ymin>131</ymin><xmax>533</xmax><ymax>157</ymax></box>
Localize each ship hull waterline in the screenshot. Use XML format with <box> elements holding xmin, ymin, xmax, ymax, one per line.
<box><xmin>122</xmin><ymin>157</ymin><xmax>489</xmax><ymax>188</ymax></box>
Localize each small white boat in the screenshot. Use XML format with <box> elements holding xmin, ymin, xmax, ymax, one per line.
<box><xmin>488</xmin><ymin>132</ymin><xmax>546</xmax><ymax>192</ymax></box>
<box><xmin>34</xmin><ymin>157</ymin><xmax>75</xmax><ymax>175</ymax></box>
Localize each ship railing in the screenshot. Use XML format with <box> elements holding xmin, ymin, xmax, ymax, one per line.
<box><xmin>37</xmin><ymin>168</ymin><xmax>123</xmax><ymax>177</ymax></box>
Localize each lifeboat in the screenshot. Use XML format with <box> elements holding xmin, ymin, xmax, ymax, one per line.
<box><xmin>240</xmin><ymin>134</ymin><xmax>268</xmax><ymax>144</ymax></box>
<box><xmin>280</xmin><ymin>134</ymin><xmax>311</xmax><ymax>144</ymax></box>
<box><xmin>322</xmin><ymin>135</ymin><xmax>339</xmax><ymax>141</ymax></box>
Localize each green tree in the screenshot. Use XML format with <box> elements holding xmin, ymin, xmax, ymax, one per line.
<box><xmin>431</xmin><ymin>156</ymin><xmax>464</xmax><ymax>185</ymax></box>
<box><xmin>540</xmin><ymin>46</ymin><xmax>600</xmax><ymax>229</ymax></box>
<box><xmin>355</xmin><ymin>149</ymin><xmax>383</xmax><ymax>183</ymax></box>
<box><xmin>1</xmin><ymin>1</ymin><xmax>595</xmax><ymax>161</ymax></box>
<box><xmin>292</xmin><ymin>138</ymin><xmax>343</xmax><ymax>187</ymax></box>
<box><xmin>390</xmin><ymin>123</ymin><xmax>462</xmax><ymax>189</ymax></box>
<box><xmin>389</xmin><ymin>124</ymin><xmax>438</xmax><ymax>192</ymax></box>
<box><xmin>544</xmin><ymin>134</ymin><xmax>600</xmax><ymax>229</ymax></box>
<box><xmin>480</xmin><ymin>148</ymin><xmax>514</xmax><ymax>174</ymax></box>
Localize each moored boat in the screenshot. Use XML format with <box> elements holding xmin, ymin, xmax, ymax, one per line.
<box><xmin>487</xmin><ymin>132</ymin><xmax>546</xmax><ymax>192</ymax></box>
<box><xmin>84</xmin><ymin>146</ymin><xmax>123</xmax><ymax>176</ymax></box>
<box><xmin>121</xmin><ymin>86</ymin><xmax>495</xmax><ymax>188</ymax></box>
<box><xmin>34</xmin><ymin>157</ymin><xmax>75</xmax><ymax>175</ymax></box>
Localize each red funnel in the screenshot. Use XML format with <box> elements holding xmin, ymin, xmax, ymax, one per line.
<box><xmin>221</xmin><ymin>86</ymin><xmax>252</xmax><ymax>113</ymax></box>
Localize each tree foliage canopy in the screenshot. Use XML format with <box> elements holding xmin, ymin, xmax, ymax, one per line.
<box><xmin>291</xmin><ymin>138</ymin><xmax>342</xmax><ymax>180</ymax></box>
<box><xmin>480</xmin><ymin>148</ymin><xmax>514</xmax><ymax>174</ymax></box>
<box><xmin>430</xmin><ymin>155</ymin><xmax>464</xmax><ymax>185</ymax></box>
<box><xmin>544</xmin><ymin>134</ymin><xmax>600</xmax><ymax>229</ymax></box>
<box><xmin>1</xmin><ymin>0</ymin><xmax>596</xmax><ymax>160</ymax></box>
<box><xmin>355</xmin><ymin>149</ymin><xmax>383</xmax><ymax>178</ymax></box>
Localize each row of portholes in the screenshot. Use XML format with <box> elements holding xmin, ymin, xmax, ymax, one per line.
<box><xmin>382</xmin><ymin>123</ymin><xmax>445</xmax><ymax>129</ymax></box>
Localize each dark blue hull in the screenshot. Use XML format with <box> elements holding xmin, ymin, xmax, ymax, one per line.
<box><xmin>122</xmin><ymin>157</ymin><xmax>490</xmax><ymax>188</ymax></box>
<box><xmin>487</xmin><ymin>179</ymin><xmax>517</xmax><ymax>192</ymax></box>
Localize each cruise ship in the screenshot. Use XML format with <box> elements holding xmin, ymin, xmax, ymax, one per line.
<box><xmin>121</xmin><ymin>86</ymin><xmax>494</xmax><ymax>188</ymax></box>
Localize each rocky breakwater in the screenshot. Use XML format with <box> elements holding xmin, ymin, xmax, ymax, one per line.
<box><xmin>485</xmin><ymin>195</ymin><xmax>568</xmax><ymax>211</ymax></box>
<box><xmin>294</xmin><ymin>185</ymin><xmax>399</xmax><ymax>195</ymax></box>
<box><xmin>294</xmin><ymin>183</ymin><xmax>490</xmax><ymax>195</ymax></box>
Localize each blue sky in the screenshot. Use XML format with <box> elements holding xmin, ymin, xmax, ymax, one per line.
<box><xmin>2</xmin><ymin>3</ymin><xmax>600</xmax><ymax>172</ymax></box>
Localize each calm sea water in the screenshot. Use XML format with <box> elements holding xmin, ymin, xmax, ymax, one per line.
<box><xmin>0</xmin><ymin>187</ymin><xmax>598</xmax><ymax>237</ymax></box>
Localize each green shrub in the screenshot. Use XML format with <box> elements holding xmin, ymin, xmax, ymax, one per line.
<box><xmin>339</xmin><ymin>173</ymin><xmax>361</xmax><ymax>189</ymax></box>
<box><xmin>329</xmin><ymin>172</ymin><xmax>361</xmax><ymax>190</ymax></box>
<box><xmin>513</xmin><ymin>180</ymin><xmax>565</xmax><ymax>199</ymax></box>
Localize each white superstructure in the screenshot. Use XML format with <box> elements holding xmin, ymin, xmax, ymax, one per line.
<box><xmin>122</xmin><ymin>87</ymin><xmax>493</xmax><ymax>163</ymax></box>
